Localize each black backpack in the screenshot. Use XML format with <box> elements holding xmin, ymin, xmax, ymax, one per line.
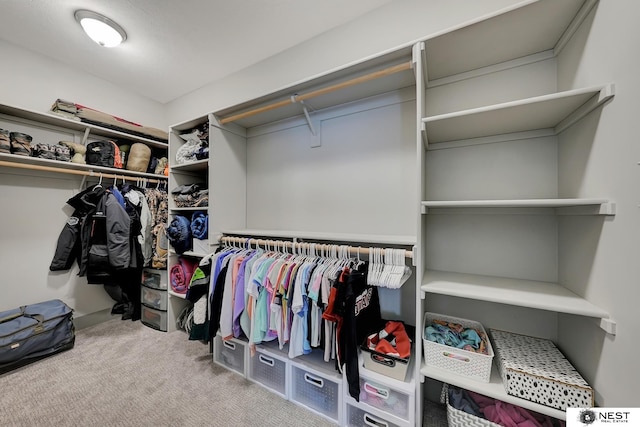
<box><xmin>86</xmin><ymin>140</ymin><xmax>115</xmax><ymax>167</ymax></box>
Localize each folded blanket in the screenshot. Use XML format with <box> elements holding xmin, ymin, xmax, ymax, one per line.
<box><xmin>190</xmin><ymin>211</ymin><xmax>208</xmax><ymax>240</ymax></box>
<box><xmin>170</xmin><ymin>256</ymin><xmax>199</xmax><ymax>294</ymax></box>
<box><xmin>173</xmin><ymin>190</ymin><xmax>209</xmax><ymax>208</ymax></box>
<box><xmin>167</xmin><ymin>215</ymin><xmax>192</xmax><ymax>254</ymax></box>
<box><xmin>171</xmin><ymin>183</ymin><xmax>207</xmax><ymax>195</ymax></box>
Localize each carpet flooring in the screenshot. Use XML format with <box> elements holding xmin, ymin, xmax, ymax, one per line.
<box><xmin>0</xmin><ymin>318</ymin><xmax>336</xmax><ymax>427</ymax></box>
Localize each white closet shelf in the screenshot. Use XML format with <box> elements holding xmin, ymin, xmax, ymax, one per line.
<box><xmin>169</xmin><ymin>207</ymin><xmax>208</xmax><ymax>212</ymax></box>
<box><xmin>424</xmin><ymin>0</ymin><xmax>594</xmax><ymax>83</ymax></box>
<box><xmin>421</xmin><ymin>269</ymin><xmax>610</xmax><ymax>320</ymax></box>
<box><xmin>221</xmin><ymin>229</ymin><xmax>416</xmax><ymax>246</ymax></box>
<box><xmin>421</xmin><ymin>198</ymin><xmax>615</xmax><ymax>215</ymax></box>
<box><xmin>170</xmin><ymin>159</ymin><xmax>208</xmax><ymax>172</ymax></box>
<box><xmin>422</xmin><ymin>84</ymin><xmax>614</xmax><ymax>144</ymax></box>
<box><xmin>420</xmin><ymin>363</ymin><xmax>566</xmax><ymax>420</ymax></box>
<box><xmin>0</xmin><ymin>103</ymin><xmax>168</xmax><ymax>148</ymax></box>
<box><xmin>168</xmin><ymin>249</ymin><xmax>210</xmax><ymax>258</ymax></box>
<box><xmin>168</xmin><ymin>290</ymin><xmax>187</xmax><ymax>299</ymax></box>
<box><xmin>0</xmin><ymin>152</ymin><xmax>167</xmax><ymax>180</ymax></box>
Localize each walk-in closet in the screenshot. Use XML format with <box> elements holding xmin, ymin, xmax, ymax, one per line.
<box><xmin>1</xmin><ymin>0</ymin><xmax>638</xmax><ymax>426</ymax></box>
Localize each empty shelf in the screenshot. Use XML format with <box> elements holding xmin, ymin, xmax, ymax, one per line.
<box><xmin>422</xmin><ymin>84</ymin><xmax>614</xmax><ymax>143</ymax></box>
<box><xmin>421</xmin><ymin>269</ymin><xmax>610</xmax><ymax>319</ymax></box>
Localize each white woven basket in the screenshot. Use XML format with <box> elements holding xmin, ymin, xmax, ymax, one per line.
<box><xmin>423</xmin><ymin>312</ymin><xmax>494</xmax><ymax>382</ymax></box>
<box><xmin>444</xmin><ymin>385</ymin><xmax>501</xmax><ymax>427</ymax></box>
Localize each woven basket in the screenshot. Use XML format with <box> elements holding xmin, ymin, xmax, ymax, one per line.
<box><xmin>442</xmin><ymin>384</ymin><xmax>501</xmax><ymax>427</ymax></box>
<box><xmin>423</xmin><ymin>312</ymin><xmax>494</xmax><ymax>382</ymax></box>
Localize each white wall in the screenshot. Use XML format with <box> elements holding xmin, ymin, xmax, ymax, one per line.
<box><xmin>0</xmin><ymin>39</ymin><xmax>166</xmax><ymax>318</ymax></box>
<box><xmin>165</xmin><ymin>0</ymin><xmax>523</xmax><ymax>125</ymax></box>
<box><xmin>555</xmin><ymin>0</ymin><xmax>640</xmax><ymax>407</ymax></box>
<box><xmin>0</xmin><ymin>39</ymin><xmax>166</xmax><ymax>129</ymax></box>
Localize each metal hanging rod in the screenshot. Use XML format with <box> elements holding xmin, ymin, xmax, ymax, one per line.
<box><xmin>219</xmin><ymin>235</ymin><xmax>413</xmax><ymax>259</ymax></box>
<box><xmin>217</xmin><ymin>61</ymin><xmax>413</xmax><ymax>125</ymax></box>
<box><xmin>0</xmin><ymin>160</ymin><xmax>166</xmax><ymax>184</ymax></box>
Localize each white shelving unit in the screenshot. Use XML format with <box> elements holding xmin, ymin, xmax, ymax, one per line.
<box><xmin>165</xmin><ymin>115</ymin><xmax>210</xmax><ymax>332</ymax></box>
<box><xmin>168</xmin><ymin>0</ymin><xmax>618</xmax><ymax>424</ymax></box>
<box><xmin>414</xmin><ymin>0</ymin><xmax>616</xmax><ymax>423</ymax></box>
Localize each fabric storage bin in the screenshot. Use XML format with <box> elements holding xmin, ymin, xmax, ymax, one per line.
<box><xmin>423</xmin><ymin>312</ymin><xmax>493</xmax><ymax>382</ymax></box>
<box><xmin>141</xmin><ymin>285</ymin><xmax>167</xmax><ymax>311</ymax></box>
<box><xmin>490</xmin><ymin>329</ymin><xmax>594</xmax><ymax>410</ymax></box>
<box><xmin>289</xmin><ymin>361</ymin><xmax>342</xmax><ymax>423</ymax></box>
<box><xmin>247</xmin><ymin>347</ymin><xmax>288</xmax><ymax>399</ymax></box>
<box><xmin>355</xmin><ymin>376</ymin><xmax>412</xmax><ymax>423</ymax></box>
<box><xmin>345</xmin><ymin>402</ymin><xmax>404</xmax><ymax>427</ymax></box>
<box><xmin>141</xmin><ymin>268</ymin><xmax>167</xmax><ymax>290</ymax></box>
<box><xmin>192</xmin><ymin>238</ymin><xmax>210</xmax><ymax>255</ymax></box>
<box><xmin>141</xmin><ymin>305</ymin><xmax>167</xmax><ymax>332</ymax></box>
<box><xmin>213</xmin><ymin>333</ymin><xmax>246</xmax><ymax>376</ymax></box>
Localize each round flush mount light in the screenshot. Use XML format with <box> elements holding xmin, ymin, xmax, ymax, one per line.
<box><xmin>74</xmin><ymin>10</ymin><xmax>127</xmax><ymax>48</ymax></box>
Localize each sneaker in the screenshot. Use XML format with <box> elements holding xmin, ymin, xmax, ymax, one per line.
<box><xmin>0</xmin><ymin>129</ymin><xmax>9</xmax><ymax>154</ymax></box>
<box><xmin>9</xmin><ymin>132</ymin><xmax>32</xmax><ymax>156</ymax></box>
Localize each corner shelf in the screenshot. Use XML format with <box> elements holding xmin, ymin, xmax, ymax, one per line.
<box><xmin>422</xmin><ymin>84</ymin><xmax>614</xmax><ymax>144</ymax></box>
<box><xmin>420</xmin><ymin>363</ymin><xmax>566</xmax><ymax>420</ymax></box>
<box><xmin>421</xmin><ymin>269</ymin><xmax>610</xmax><ymax>320</ymax></box>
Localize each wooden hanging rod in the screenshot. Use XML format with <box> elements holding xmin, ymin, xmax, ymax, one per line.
<box><xmin>218</xmin><ymin>61</ymin><xmax>413</xmax><ymax>125</ymax></box>
<box><xmin>220</xmin><ymin>235</ymin><xmax>413</xmax><ymax>259</ymax></box>
<box><xmin>0</xmin><ymin>160</ymin><xmax>166</xmax><ymax>183</ymax></box>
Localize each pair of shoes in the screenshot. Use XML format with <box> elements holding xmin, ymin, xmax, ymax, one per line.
<box><xmin>111</xmin><ymin>302</ymin><xmax>127</xmax><ymax>315</ymax></box>
<box><xmin>121</xmin><ymin>302</ymin><xmax>133</xmax><ymax>320</ymax></box>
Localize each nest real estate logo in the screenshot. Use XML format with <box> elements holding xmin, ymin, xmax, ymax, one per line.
<box><xmin>567</xmin><ymin>408</ymin><xmax>637</xmax><ymax>426</ymax></box>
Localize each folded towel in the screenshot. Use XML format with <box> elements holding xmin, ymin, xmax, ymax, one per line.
<box><xmin>170</xmin><ymin>256</ymin><xmax>199</xmax><ymax>294</ymax></box>
<box><xmin>167</xmin><ymin>215</ymin><xmax>192</xmax><ymax>254</ymax></box>
<box><xmin>190</xmin><ymin>211</ymin><xmax>208</xmax><ymax>240</ymax></box>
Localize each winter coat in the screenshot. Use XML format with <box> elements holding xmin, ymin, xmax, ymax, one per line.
<box><xmin>50</xmin><ymin>187</ymin><xmax>131</xmax><ymax>282</ymax></box>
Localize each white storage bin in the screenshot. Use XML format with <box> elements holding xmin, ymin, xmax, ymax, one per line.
<box><xmin>192</xmin><ymin>238</ymin><xmax>210</xmax><ymax>255</ymax></box>
<box><xmin>289</xmin><ymin>361</ymin><xmax>342</xmax><ymax>423</ymax></box>
<box><xmin>247</xmin><ymin>348</ymin><xmax>288</xmax><ymax>398</ymax></box>
<box><xmin>355</xmin><ymin>376</ymin><xmax>412</xmax><ymax>423</ymax></box>
<box><xmin>345</xmin><ymin>403</ymin><xmax>404</xmax><ymax>427</ymax></box>
<box><xmin>423</xmin><ymin>312</ymin><xmax>494</xmax><ymax>382</ymax></box>
<box><xmin>213</xmin><ymin>334</ymin><xmax>246</xmax><ymax>376</ymax></box>
<box><xmin>141</xmin><ymin>268</ymin><xmax>167</xmax><ymax>290</ymax></box>
<box><xmin>141</xmin><ymin>305</ymin><xmax>167</xmax><ymax>332</ymax></box>
<box><xmin>141</xmin><ymin>284</ymin><xmax>167</xmax><ymax>311</ymax></box>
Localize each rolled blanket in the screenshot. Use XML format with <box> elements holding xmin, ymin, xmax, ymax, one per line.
<box><xmin>170</xmin><ymin>256</ymin><xmax>199</xmax><ymax>294</ymax></box>
<box><xmin>190</xmin><ymin>211</ymin><xmax>208</xmax><ymax>240</ymax></box>
<box><xmin>167</xmin><ymin>215</ymin><xmax>192</xmax><ymax>254</ymax></box>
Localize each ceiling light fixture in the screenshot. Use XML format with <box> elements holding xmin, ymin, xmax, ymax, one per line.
<box><xmin>74</xmin><ymin>10</ymin><xmax>127</xmax><ymax>48</ymax></box>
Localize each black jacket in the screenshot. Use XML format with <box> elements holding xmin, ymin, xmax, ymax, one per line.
<box><xmin>50</xmin><ymin>186</ymin><xmax>131</xmax><ymax>282</ymax></box>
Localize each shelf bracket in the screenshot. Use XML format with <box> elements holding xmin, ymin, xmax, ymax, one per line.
<box><xmin>81</xmin><ymin>127</ymin><xmax>91</xmax><ymax>145</ymax></box>
<box><xmin>292</xmin><ymin>96</ymin><xmax>321</xmax><ymax>148</ymax></box>
<box><xmin>598</xmin><ymin>317</ymin><xmax>617</xmax><ymax>335</ymax></box>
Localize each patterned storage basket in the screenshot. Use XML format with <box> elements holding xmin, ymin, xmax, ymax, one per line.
<box><xmin>423</xmin><ymin>312</ymin><xmax>494</xmax><ymax>382</ymax></box>
<box><xmin>490</xmin><ymin>329</ymin><xmax>594</xmax><ymax>410</ymax></box>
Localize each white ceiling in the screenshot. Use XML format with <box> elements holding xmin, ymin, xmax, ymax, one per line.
<box><xmin>0</xmin><ymin>0</ymin><xmax>394</xmax><ymax>104</ymax></box>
